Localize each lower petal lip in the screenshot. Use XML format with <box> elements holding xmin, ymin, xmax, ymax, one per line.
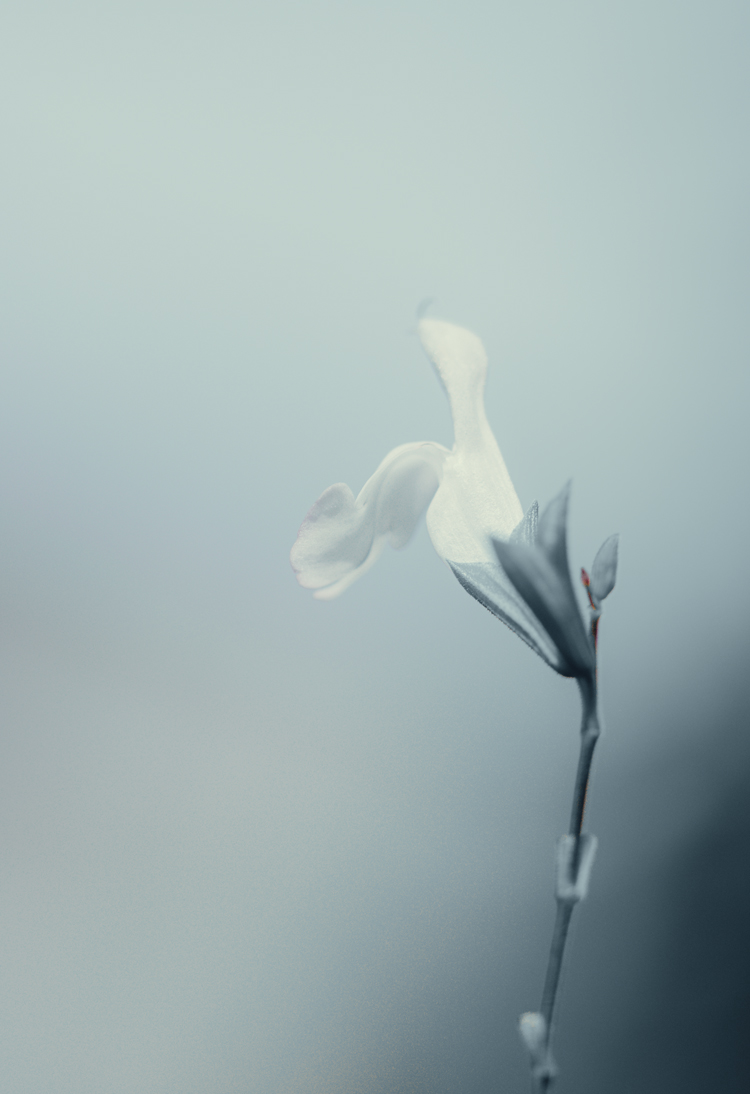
<box><xmin>290</xmin><ymin>442</ymin><xmax>448</xmax><ymax>597</ymax></box>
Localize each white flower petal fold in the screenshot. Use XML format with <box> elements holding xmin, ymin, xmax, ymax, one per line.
<box><xmin>418</xmin><ymin>319</ymin><xmax>524</xmax><ymax>562</ymax></box>
<box><xmin>290</xmin><ymin>318</ymin><xmax>525</xmax><ymax>599</ymax></box>
<box><xmin>291</xmin><ymin>441</ymin><xmax>449</xmax><ymax>600</ymax></box>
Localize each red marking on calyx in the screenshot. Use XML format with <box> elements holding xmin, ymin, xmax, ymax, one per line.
<box><xmin>581</xmin><ymin>567</ymin><xmax>597</xmax><ymax>610</ymax></box>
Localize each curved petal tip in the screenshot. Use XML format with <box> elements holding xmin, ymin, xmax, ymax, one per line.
<box><xmin>417</xmin><ymin>318</ymin><xmax>488</xmax><ymax>396</ymax></box>
<box><xmin>291</xmin><ymin>442</ymin><xmax>448</xmax><ymax>599</ymax></box>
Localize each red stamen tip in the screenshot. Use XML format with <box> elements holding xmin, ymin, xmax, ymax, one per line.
<box><xmin>580</xmin><ymin>568</ymin><xmax>590</xmax><ymax>587</ymax></box>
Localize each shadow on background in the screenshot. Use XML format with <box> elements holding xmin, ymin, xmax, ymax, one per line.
<box><xmin>568</xmin><ymin>680</ymin><xmax>750</xmax><ymax>1094</ymax></box>
<box><xmin>324</xmin><ymin>649</ymin><xmax>750</xmax><ymax>1094</ymax></box>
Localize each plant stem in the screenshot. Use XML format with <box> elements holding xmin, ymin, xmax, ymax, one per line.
<box><xmin>532</xmin><ymin>673</ymin><xmax>600</xmax><ymax>1092</ymax></box>
<box><xmin>539</xmin><ymin>901</ymin><xmax>575</xmax><ymax>1032</ymax></box>
<box><xmin>569</xmin><ymin>674</ymin><xmax>600</xmax><ymax>840</ymax></box>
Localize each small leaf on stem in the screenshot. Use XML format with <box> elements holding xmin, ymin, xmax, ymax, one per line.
<box><xmin>590</xmin><ymin>534</ymin><xmax>619</xmax><ymax>603</ymax></box>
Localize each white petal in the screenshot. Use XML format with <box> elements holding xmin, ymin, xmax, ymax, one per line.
<box><xmin>418</xmin><ymin>319</ymin><xmax>524</xmax><ymax>563</ymax></box>
<box><xmin>290</xmin><ymin>442</ymin><xmax>449</xmax><ymax>599</ymax></box>
<box><xmin>417</xmin><ymin>319</ymin><xmax>488</xmax><ymax>442</ymax></box>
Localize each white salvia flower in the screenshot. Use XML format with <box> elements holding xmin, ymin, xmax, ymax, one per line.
<box><xmin>291</xmin><ymin>318</ymin><xmax>612</xmax><ymax>680</ymax></box>
<box><xmin>290</xmin><ymin>318</ymin><xmax>524</xmax><ymax>598</ymax></box>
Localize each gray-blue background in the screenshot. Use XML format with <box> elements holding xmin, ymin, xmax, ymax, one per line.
<box><xmin>1</xmin><ymin>2</ymin><xmax>749</xmax><ymax>1090</ymax></box>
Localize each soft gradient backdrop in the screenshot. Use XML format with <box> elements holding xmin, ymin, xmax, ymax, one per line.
<box><xmin>1</xmin><ymin>2</ymin><xmax>749</xmax><ymax>1091</ymax></box>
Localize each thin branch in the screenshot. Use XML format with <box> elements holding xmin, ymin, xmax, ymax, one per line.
<box><xmin>523</xmin><ymin>672</ymin><xmax>601</xmax><ymax>1094</ymax></box>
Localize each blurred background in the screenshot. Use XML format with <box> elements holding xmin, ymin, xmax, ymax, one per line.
<box><xmin>1</xmin><ymin>1</ymin><xmax>749</xmax><ymax>1091</ymax></box>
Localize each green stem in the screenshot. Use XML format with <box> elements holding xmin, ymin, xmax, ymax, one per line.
<box><xmin>539</xmin><ymin>901</ymin><xmax>575</xmax><ymax>1032</ymax></box>
<box><xmin>569</xmin><ymin>675</ymin><xmax>600</xmax><ymax>839</ymax></box>
<box><xmin>531</xmin><ymin>673</ymin><xmax>600</xmax><ymax>1093</ymax></box>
